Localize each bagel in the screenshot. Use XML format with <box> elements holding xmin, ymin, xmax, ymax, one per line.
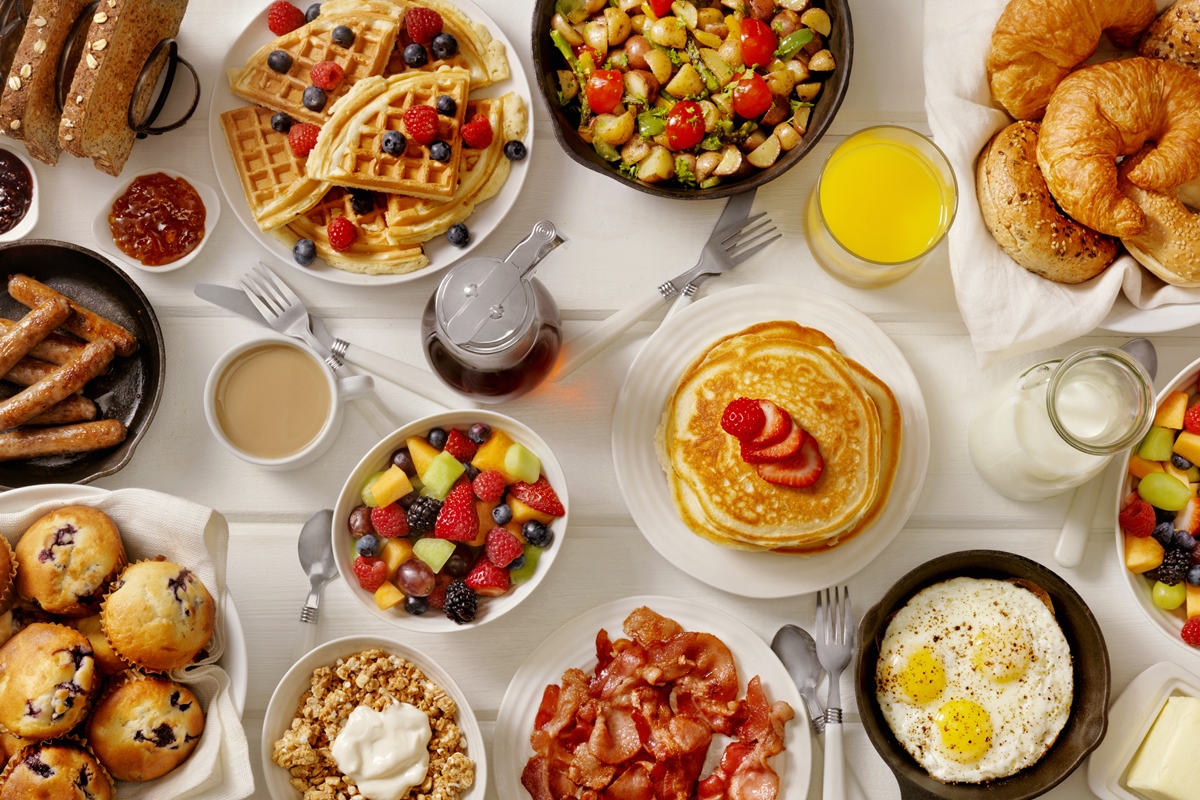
<box><xmin>987</xmin><ymin>0</ymin><xmax>1156</xmax><ymax>120</ymax></box>
<box><xmin>1119</xmin><ymin>147</ymin><xmax>1200</xmax><ymax>287</ymax></box>
<box><xmin>976</xmin><ymin>122</ymin><xmax>1118</xmax><ymax>284</ymax></box>
<box><xmin>1140</xmin><ymin>0</ymin><xmax>1200</xmax><ymax>70</ymax></box>
<box><xmin>1037</xmin><ymin>57</ymin><xmax>1200</xmax><ymax>238</ymax></box>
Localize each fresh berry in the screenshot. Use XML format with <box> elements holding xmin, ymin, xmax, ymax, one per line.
<box><xmin>1183</xmin><ymin>617</ymin><xmax>1200</xmax><ymax>647</ymax></box>
<box><xmin>485</xmin><ymin>527</ymin><xmax>523</xmax><ymax>568</ymax></box>
<box><xmin>468</xmin><ymin>422</ymin><xmax>491</xmax><ymax>444</ymax></box>
<box><xmin>310</xmin><ymin>60</ymin><xmax>344</xmax><ymax>91</ymax></box>
<box><xmin>1178</xmin><ymin>530</ymin><xmax>1198</xmax><ymax>551</ymax></box>
<box><xmin>331</xmin><ymin>24</ymin><xmax>355</xmax><ymax>46</ymax></box>
<box><xmin>267</xmin><ymin>1</ymin><xmax>306</xmax><ymax>35</ymax></box>
<box><xmin>370</xmin><ymin>503</ymin><xmax>408</xmax><ymax>539</ymax></box>
<box><xmin>721</xmin><ymin>398</ymin><xmax>767</xmax><ymax>441</ymax></box>
<box><xmin>355</xmin><ymin>533</ymin><xmax>381</xmax><ymax>557</ymax></box>
<box><xmin>305</xmin><ymin>3</ymin><xmax>321</xmax><ymax>22</ymax></box>
<box><xmin>741</xmin><ymin>425</ymin><xmax>805</xmax><ymax>464</ymax></box>
<box><xmin>327</xmin><ymin>217</ymin><xmax>357</xmax><ymax>252</ymax></box>
<box><xmin>444</xmin><ymin>546</ymin><xmax>474</xmax><ymax>579</ymax></box>
<box><xmin>1188</xmin><ymin>565</ymin><xmax>1200</xmax><ymax>586</ymax></box>
<box><xmin>473</xmin><ymin>470</ymin><xmax>505</xmax><ymax>502</ymax></box>
<box><xmin>382</xmin><ymin>130</ymin><xmax>407</xmax><ymax>156</ymax></box>
<box><xmin>447</xmin><ymin>223</ymin><xmax>470</xmax><ymax>247</ymax></box>
<box><xmin>508</xmin><ymin>553</ymin><xmax>526</xmax><ymax>571</ymax></box>
<box><xmin>443</xmin><ymin>580</ymin><xmax>477</xmax><ymax>624</ymax></box>
<box><xmin>522</xmin><ymin>520</ymin><xmax>553</xmax><ymax>548</ymax></box>
<box><xmin>287</xmin><ymin>123</ymin><xmax>320</xmax><ymax>157</ymax></box>
<box><xmin>465</xmin><ymin>558</ymin><xmax>510</xmax><ymax>596</ymax></box>
<box><xmin>1157</xmin><ymin>505</ymin><xmax>1178</xmax><ymax>525</ymax></box>
<box><xmin>267</xmin><ymin>50</ymin><xmax>293</xmax><ymax>73</ymax></box>
<box><xmin>407</xmin><ymin>496</ymin><xmax>442</xmax><ymax>533</ymax></box>
<box><xmin>303</xmin><ymin>85</ymin><xmax>328</xmax><ymax>111</ymax></box>
<box><xmin>402</xmin><ymin>42</ymin><xmax>428</xmax><ymax>67</ymax></box>
<box><xmin>405</xmin><ymin>6</ymin><xmax>443</xmax><ymax>43</ymax></box>
<box><xmin>352</xmin><ymin>555</ymin><xmax>387</xmax><ymax>592</ymax></box>
<box><xmin>748</xmin><ymin>400</ymin><xmax>792</xmax><ymax>447</ymax></box>
<box><xmin>270</xmin><ymin>112</ymin><xmax>293</xmax><ymax>133</ymax></box>
<box><xmin>492</xmin><ymin>503</ymin><xmax>513</xmax><ymax>526</ymax></box>
<box><xmin>510</xmin><ymin>476</ymin><xmax>564</xmax><ymax>516</ymax></box>
<box><xmin>461</xmin><ymin>113</ymin><xmax>494</xmax><ymax>149</ymax></box>
<box><xmin>404</xmin><ymin>595</ymin><xmax>428</xmax><ymax>615</ymax></box>
<box><xmin>431</xmin><ymin>32</ymin><xmax>458</xmax><ymax>60</ymax></box>
<box><xmin>435</xmin><ymin>95</ymin><xmax>457</xmax><ymax>116</ymax></box>
<box><xmin>435</xmin><ymin>482</ymin><xmax>479</xmax><ymax>541</ymax></box>
<box><xmin>756</xmin><ymin>436</ymin><xmax>824</xmax><ymax>488</ymax></box>
<box><xmin>293</xmin><ymin>238</ymin><xmax>316</xmax><ymax>266</ymax></box>
<box><xmin>1175</xmin><ymin>453</ymin><xmax>1195</xmax><ymax>470</ymax></box>
<box><xmin>1160</xmin><ymin>548</ymin><xmax>1192</xmax><ymax>585</ymax></box>
<box><xmin>350</xmin><ymin>189</ymin><xmax>375</xmax><ymax>215</ymax></box>
<box><xmin>427</xmin><ymin>583</ymin><xmax>447</xmax><ymax>609</ymax></box>
<box><xmin>1119</xmin><ymin>494</ymin><xmax>1156</xmax><ymax>538</ymax></box>
<box><xmin>464</xmin><ymin>463</ymin><xmax>480</xmax><ymax>481</ymax></box>
<box><xmin>444</xmin><ymin>429</ymin><xmax>477</xmax><ymax>461</ymax></box>
<box><xmin>1186</xmin><ymin>403</ymin><xmax>1200</xmax><ymax>435</ymax></box>
<box><xmin>403</xmin><ymin>104</ymin><xmax>439</xmax><ymax>145</ymax></box>
<box><xmin>504</xmin><ymin>140</ymin><xmax>527</xmax><ymax>161</ymax></box>
<box><xmin>1154</xmin><ymin>521</ymin><xmax>1176</xmax><ymax>548</ymax></box>
<box><xmin>429</xmin><ymin>141</ymin><xmax>451</xmax><ymax>162</ymax></box>
<box><xmin>428</xmin><ymin>427</ymin><xmax>448</xmax><ymax>448</ymax></box>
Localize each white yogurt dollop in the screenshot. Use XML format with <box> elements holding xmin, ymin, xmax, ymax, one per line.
<box><xmin>331</xmin><ymin>702</ymin><xmax>431</xmax><ymax>800</ymax></box>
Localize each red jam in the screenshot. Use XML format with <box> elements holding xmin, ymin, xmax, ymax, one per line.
<box><xmin>109</xmin><ymin>172</ymin><xmax>206</xmax><ymax>267</ymax></box>
<box><xmin>0</xmin><ymin>149</ymin><xmax>32</xmax><ymax>234</ymax></box>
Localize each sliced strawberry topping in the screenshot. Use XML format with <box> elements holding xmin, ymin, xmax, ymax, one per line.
<box><xmin>741</xmin><ymin>425</ymin><xmax>805</xmax><ymax>464</ymax></box>
<box><xmin>756</xmin><ymin>436</ymin><xmax>823</xmax><ymax>487</ymax></box>
<box><xmin>1177</xmin><ymin>497</ymin><xmax>1200</xmax><ymax>535</ymax></box>
<box><xmin>748</xmin><ymin>400</ymin><xmax>791</xmax><ymax>448</ymax></box>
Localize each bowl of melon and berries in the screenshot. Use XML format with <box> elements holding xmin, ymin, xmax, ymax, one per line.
<box><xmin>333</xmin><ymin>410</ymin><xmax>568</xmax><ymax>631</ymax></box>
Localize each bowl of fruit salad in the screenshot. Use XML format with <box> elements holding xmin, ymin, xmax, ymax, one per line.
<box><xmin>334</xmin><ymin>410</ymin><xmax>568</xmax><ymax>631</ymax></box>
<box><xmin>533</xmin><ymin>0</ymin><xmax>852</xmax><ymax>198</ymax></box>
<box><xmin>1118</xmin><ymin>354</ymin><xmax>1200</xmax><ymax>653</ymax></box>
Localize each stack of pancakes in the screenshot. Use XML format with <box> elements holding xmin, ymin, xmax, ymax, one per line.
<box><xmin>656</xmin><ymin>322</ymin><xmax>901</xmax><ymax>553</ymax></box>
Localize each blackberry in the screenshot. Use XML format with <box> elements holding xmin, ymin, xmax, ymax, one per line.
<box><xmin>407</xmin><ymin>497</ymin><xmax>442</xmax><ymax>533</ymax></box>
<box><xmin>443</xmin><ymin>580</ymin><xmax>477</xmax><ymax>624</ymax></box>
<box><xmin>1159</xmin><ymin>547</ymin><xmax>1192</xmax><ymax>586</ymax></box>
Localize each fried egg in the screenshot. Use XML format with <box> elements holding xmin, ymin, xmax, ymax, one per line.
<box><xmin>874</xmin><ymin>577</ymin><xmax>1073</xmax><ymax>783</ymax></box>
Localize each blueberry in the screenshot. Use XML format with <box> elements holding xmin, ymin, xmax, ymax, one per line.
<box><xmin>1178</xmin><ymin>530</ymin><xmax>1198</xmax><ymax>551</ymax></box>
<box><xmin>269</xmin><ymin>112</ymin><xmax>293</xmax><ymax>134</ymax></box>
<box><xmin>403</xmin><ymin>43</ymin><xmax>428</xmax><ymax>67</ymax></box>
<box><xmin>1175</xmin><ymin>453</ymin><xmax>1195</xmax><ymax>470</ymax></box>
<box><xmin>428</xmin><ymin>427</ymin><xmax>448</xmax><ymax>449</ymax></box>
<box><xmin>523</xmin><ymin>521</ymin><xmax>553</xmax><ymax>548</ymax></box>
<box><xmin>504</xmin><ymin>140</ymin><xmax>527</xmax><ymax>161</ymax></box>
<box><xmin>350</xmin><ymin>189</ymin><xmax>375</xmax><ymax>215</ymax></box>
<box><xmin>404</xmin><ymin>595</ymin><xmax>429</xmax><ymax>615</ymax></box>
<box><xmin>431</xmin><ymin>32</ymin><xmax>458</xmax><ymax>60</ymax></box>
<box><xmin>267</xmin><ymin>50</ymin><xmax>293</xmax><ymax>73</ymax></box>
<box><xmin>492</xmin><ymin>504</ymin><xmax>513</xmax><ymax>526</ymax></box>
<box><xmin>508</xmin><ymin>554</ymin><xmax>526</xmax><ymax>571</ymax></box>
<box><xmin>468</xmin><ymin>423</ymin><xmax>491</xmax><ymax>444</ymax></box>
<box><xmin>464</xmin><ymin>463</ymin><xmax>480</xmax><ymax>481</ymax></box>
<box><xmin>303</xmin><ymin>85</ymin><xmax>327</xmax><ymax>111</ymax></box>
<box><xmin>1154</xmin><ymin>521</ymin><xmax>1176</xmax><ymax>548</ymax></box>
<box><xmin>1157</xmin><ymin>506</ymin><xmax>1178</xmax><ymax>525</ymax></box>
<box><xmin>331</xmin><ymin>25</ymin><xmax>355</xmax><ymax>46</ymax></box>
<box><xmin>305</xmin><ymin>3</ymin><xmax>321</xmax><ymax>21</ymax></box>
<box><xmin>447</xmin><ymin>223</ymin><xmax>470</xmax><ymax>247</ymax></box>
<box><xmin>435</xmin><ymin>95</ymin><xmax>457</xmax><ymax>116</ymax></box>
<box><xmin>429</xmin><ymin>140</ymin><xmax>451</xmax><ymax>162</ymax></box>
<box><xmin>382</xmin><ymin>130</ymin><xmax>407</xmax><ymax>156</ymax></box>
<box><xmin>293</xmin><ymin>238</ymin><xmax>316</xmax><ymax>266</ymax></box>
<box><xmin>390</xmin><ymin>447</ymin><xmax>416</xmax><ymax>477</ymax></box>
<box><xmin>356</xmin><ymin>534</ymin><xmax>381</xmax><ymax>558</ymax></box>
<box><xmin>1189</xmin><ymin>565</ymin><xmax>1200</xmax><ymax>586</ymax></box>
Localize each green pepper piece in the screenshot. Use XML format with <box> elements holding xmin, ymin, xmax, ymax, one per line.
<box><xmin>775</xmin><ymin>29</ymin><xmax>814</xmax><ymax>61</ymax></box>
<box><xmin>638</xmin><ymin>110</ymin><xmax>666</xmax><ymax>137</ymax></box>
<box><xmin>555</xmin><ymin>0</ymin><xmax>588</xmax><ymax>24</ymax></box>
<box><xmin>675</xmin><ymin>157</ymin><xmax>697</xmax><ymax>186</ymax></box>
<box><xmin>593</xmin><ymin>139</ymin><xmax>621</xmax><ymax>162</ymax></box>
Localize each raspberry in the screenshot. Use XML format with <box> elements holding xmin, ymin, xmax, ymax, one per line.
<box><xmin>1186</xmin><ymin>402</ymin><xmax>1200</xmax><ymax>435</ymax></box>
<box><xmin>472</xmin><ymin>470</ymin><xmax>505</xmax><ymax>502</ymax></box>
<box><xmin>403</xmin><ymin>104</ymin><xmax>439</xmax><ymax>146</ymax></box>
<box><xmin>405</xmin><ymin>7</ymin><xmax>443</xmax><ymax>44</ymax></box>
<box><xmin>352</xmin><ymin>555</ymin><xmax>387</xmax><ymax>592</ymax></box>
<box><xmin>461</xmin><ymin>113</ymin><xmax>493</xmax><ymax>149</ymax></box>
<box><xmin>370</xmin><ymin>503</ymin><xmax>408</xmax><ymax>538</ymax></box>
<box><xmin>485</xmin><ymin>527</ymin><xmax>523</xmax><ymax>568</ymax></box>
<box><xmin>444</xmin><ymin>429</ymin><xmax>477</xmax><ymax>462</ymax></box>
<box><xmin>327</xmin><ymin>217</ymin><xmax>357</xmax><ymax>252</ymax></box>
<box><xmin>1119</xmin><ymin>494</ymin><xmax>1156</xmax><ymax>538</ymax></box>
<box><xmin>309</xmin><ymin>60</ymin><xmax>344</xmax><ymax>91</ymax></box>
<box><xmin>721</xmin><ymin>397</ymin><xmax>767</xmax><ymax>441</ymax></box>
<box><xmin>1183</xmin><ymin>616</ymin><xmax>1200</xmax><ymax>647</ymax></box>
<box><xmin>267</xmin><ymin>0</ymin><xmax>307</xmax><ymax>35</ymax></box>
<box><xmin>287</xmin><ymin>123</ymin><xmax>320</xmax><ymax>157</ymax></box>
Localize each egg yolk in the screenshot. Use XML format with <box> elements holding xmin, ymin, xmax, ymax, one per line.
<box><xmin>898</xmin><ymin>647</ymin><xmax>946</xmax><ymax>704</ymax></box>
<box><xmin>972</xmin><ymin>625</ymin><xmax>1032</xmax><ymax>683</ymax></box>
<box><xmin>935</xmin><ymin>699</ymin><xmax>993</xmax><ymax>763</ymax></box>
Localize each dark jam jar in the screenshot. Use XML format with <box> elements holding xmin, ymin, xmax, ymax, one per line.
<box><xmin>109</xmin><ymin>172</ymin><xmax>206</xmax><ymax>267</ymax></box>
<box><xmin>0</xmin><ymin>149</ymin><xmax>33</xmax><ymax>235</ymax></box>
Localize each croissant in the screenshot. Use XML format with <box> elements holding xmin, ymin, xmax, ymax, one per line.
<box><xmin>987</xmin><ymin>0</ymin><xmax>1156</xmax><ymax>120</ymax></box>
<box><xmin>1036</xmin><ymin>58</ymin><xmax>1200</xmax><ymax>238</ymax></box>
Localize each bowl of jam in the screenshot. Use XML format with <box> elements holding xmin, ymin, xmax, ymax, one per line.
<box><xmin>91</xmin><ymin>169</ymin><xmax>220</xmax><ymax>273</ymax></box>
<box><xmin>0</xmin><ymin>148</ymin><xmax>38</xmax><ymax>243</ymax></box>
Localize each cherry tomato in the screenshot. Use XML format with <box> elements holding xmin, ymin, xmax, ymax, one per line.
<box><xmin>739</xmin><ymin>18</ymin><xmax>777</xmax><ymax>69</ymax></box>
<box><xmin>665</xmin><ymin>100</ymin><xmax>705</xmax><ymax>150</ymax></box>
<box><xmin>573</xmin><ymin>44</ymin><xmax>604</xmax><ymax>70</ymax></box>
<box><xmin>585</xmin><ymin>69</ymin><xmax>624</xmax><ymax>114</ymax></box>
<box><xmin>647</xmin><ymin>0</ymin><xmax>673</xmax><ymax>17</ymax></box>
<box><xmin>731</xmin><ymin>72</ymin><xmax>773</xmax><ymax>118</ymax></box>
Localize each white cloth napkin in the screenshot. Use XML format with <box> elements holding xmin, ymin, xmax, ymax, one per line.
<box><xmin>0</xmin><ymin>488</ymin><xmax>254</xmax><ymax>800</ymax></box>
<box><xmin>922</xmin><ymin>0</ymin><xmax>1193</xmax><ymax>365</ymax></box>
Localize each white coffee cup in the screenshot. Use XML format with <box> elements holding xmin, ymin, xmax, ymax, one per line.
<box><xmin>204</xmin><ymin>335</ymin><xmax>373</xmax><ymax>470</ymax></box>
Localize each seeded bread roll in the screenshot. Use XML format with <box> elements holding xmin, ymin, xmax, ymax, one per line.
<box><xmin>0</xmin><ymin>740</ymin><xmax>113</xmax><ymax>799</ymax></box>
<box><xmin>87</xmin><ymin>671</ymin><xmax>204</xmax><ymax>781</ymax></box>
<box><xmin>14</xmin><ymin>506</ymin><xmax>126</xmax><ymax>617</ymax></box>
<box><xmin>1140</xmin><ymin>0</ymin><xmax>1200</xmax><ymax>70</ymax></box>
<box><xmin>101</xmin><ymin>560</ymin><xmax>214</xmax><ymax>672</ymax></box>
<box><xmin>0</xmin><ymin>623</ymin><xmax>98</xmax><ymax>739</ymax></box>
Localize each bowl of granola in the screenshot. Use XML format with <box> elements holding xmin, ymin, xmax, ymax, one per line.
<box><xmin>263</xmin><ymin>635</ymin><xmax>484</xmax><ymax>800</ymax></box>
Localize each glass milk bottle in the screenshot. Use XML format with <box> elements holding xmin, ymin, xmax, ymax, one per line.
<box><xmin>968</xmin><ymin>347</ymin><xmax>1153</xmax><ymax>501</ymax></box>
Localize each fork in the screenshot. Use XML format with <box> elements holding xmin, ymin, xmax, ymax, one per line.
<box><xmin>662</xmin><ymin>214</ymin><xmax>777</xmax><ymax>322</ymax></box>
<box><xmin>816</xmin><ymin>586</ymin><xmax>853</xmax><ymax>800</ymax></box>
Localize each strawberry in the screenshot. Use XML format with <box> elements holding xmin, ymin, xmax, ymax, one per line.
<box><xmin>1178</xmin><ymin>497</ymin><xmax>1200</xmax><ymax>535</ymax></box>
<box><xmin>465</xmin><ymin>557</ymin><xmax>510</xmax><ymax>597</ymax></box>
<box><xmin>1186</xmin><ymin>402</ymin><xmax>1200</xmax><ymax>435</ymax></box>
<box><xmin>721</xmin><ymin>397</ymin><xmax>766</xmax><ymax>441</ymax></box>
<box><xmin>310</xmin><ymin>60</ymin><xmax>344</xmax><ymax>91</ymax></box>
<box><xmin>428</xmin><ymin>582</ymin><xmax>448</xmax><ymax>609</ymax></box>
<box><xmin>435</xmin><ymin>482</ymin><xmax>479</xmax><ymax>541</ymax></box>
<box><xmin>1183</xmin><ymin>617</ymin><xmax>1200</xmax><ymax>647</ymax></box>
<box><xmin>444</xmin><ymin>429</ymin><xmax>477</xmax><ymax>462</ymax></box>
<box><xmin>405</xmin><ymin>7</ymin><xmax>443</xmax><ymax>44</ymax></box>
<box><xmin>741</xmin><ymin>425</ymin><xmax>805</xmax><ymax>464</ymax></box>
<box><xmin>370</xmin><ymin>503</ymin><xmax>408</xmax><ymax>539</ymax></box>
<box><xmin>748</xmin><ymin>400</ymin><xmax>792</xmax><ymax>448</ymax></box>
<box><xmin>327</xmin><ymin>217</ymin><xmax>357</xmax><ymax>252</ymax></box>
<box><xmin>267</xmin><ymin>0</ymin><xmax>306</xmax><ymax>35</ymax></box>
<box><xmin>287</xmin><ymin>123</ymin><xmax>320</xmax><ymax>157</ymax></box>
<box><xmin>509</xmin><ymin>476</ymin><xmax>565</xmax><ymax>517</ymax></box>
<box><xmin>352</xmin><ymin>556</ymin><xmax>387</xmax><ymax>592</ymax></box>
<box><xmin>403</xmin><ymin>104</ymin><xmax>439</xmax><ymax>146</ymax></box>
<box><xmin>472</xmin><ymin>469</ymin><xmax>505</xmax><ymax>502</ymax></box>
<box><xmin>1119</xmin><ymin>493</ymin><xmax>1156</xmax><ymax>538</ymax></box>
<box><xmin>756</xmin><ymin>436</ymin><xmax>823</xmax><ymax>487</ymax></box>
<box><xmin>485</xmin><ymin>527</ymin><xmax>523</xmax><ymax>568</ymax></box>
<box><xmin>461</xmin><ymin>113</ymin><xmax>494</xmax><ymax>149</ymax></box>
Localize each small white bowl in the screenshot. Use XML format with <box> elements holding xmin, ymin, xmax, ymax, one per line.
<box><xmin>333</xmin><ymin>410</ymin><xmax>569</xmax><ymax>632</ymax></box>
<box><xmin>261</xmin><ymin>634</ymin><xmax>486</xmax><ymax>800</ymax></box>
<box><xmin>0</xmin><ymin>147</ymin><xmax>38</xmax><ymax>242</ymax></box>
<box><xmin>91</xmin><ymin>168</ymin><xmax>220</xmax><ymax>273</ymax></box>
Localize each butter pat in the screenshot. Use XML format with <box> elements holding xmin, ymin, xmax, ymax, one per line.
<box><xmin>1128</xmin><ymin>696</ymin><xmax>1200</xmax><ymax>800</ymax></box>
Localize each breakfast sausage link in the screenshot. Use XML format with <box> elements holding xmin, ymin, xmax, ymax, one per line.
<box><xmin>0</xmin><ymin>318</ymin><xmax>86</xmax><ymax>365</ymax></box>
<box><xmin>0</xmin><ymin>297</ymin><xmax>72</xmax><ymax>377</ymax></box>
<box><xmin>4</xmin><ymin>357</ymin><xmax>82</xmax><ymax>393</ymax></box>
<box><xmin>0</xmin><ymin>420</ymin><xmax>127</xmax><ymax>461</ymax></box>
<box><xmin>0</xmin><ymin>384</ymin><xmax>96</xmax><ymax>426</ymax></box>
<box><xmin>7</xmin><ymin>274</ymin><xmax>138</xmax><ymax>358</ymax></box>
<box><xmin>0</xmin><ymin>340</ymin><xmax>115</xmax><ymax>430</ymax></box>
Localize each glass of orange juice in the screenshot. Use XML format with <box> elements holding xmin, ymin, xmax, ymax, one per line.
<box><xmin>805</xmin><ymin>126</ymin><xmax>958</xmax><ymax>287</ymax></box>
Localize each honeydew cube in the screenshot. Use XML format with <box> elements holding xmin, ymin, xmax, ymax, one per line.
<box><xmin>1139</xmin><ymin>427</ymin><xmax>1177</xmax><ymax>462</ymax></box>
<box><xmin>510</xmin><ymin>544</ymin><xmax>541</xmax><ymax>584</ymax></box>
<box><xmin>373</xmin><ymin>581</ymin><xmax>406</xmax><ymax>610</ymax></box>
<box><xmin>406</xmin><ymin>436</ymin><xmax>442</xmax><ymax>480</ymax></box>
<box><xmin>472</xmin><ymin>430</ymin><xmax>517</xmax><ymax>479</ymax></box>
<box><xmin>380</xmin><ymin>539</ymin><xmax>415</xmax><ymax>578</ymax></box>
<box><xmin>1156</xmin><ymin>392</ymin><xmax>1190</xmax><ymax>429</ymax></box>
<box><xmin>368</xmin><ymin>466</ymin><xmax>413</xmax><ymax>508</ymax></box>
<box><xmin>413</xmin><ymin>538</ymin><xmax>456</xmax><ymax>573</ymax></box>
<box><xmin>360</xmin><ymin>471</ymin><xmax>385</xmax><ymax>507</ymax></box>
<box><xmin>1174</xmin><ymin>431</ymin><xmax>1200</xmax><ymax>466</ymax></box>
<box><xmin>504</xmin><ymin>443</ymin><xmax>542</xmax><ymax>485</ymax></box>
<box><xmin>510</xmin><ymin>498</ymin><xmax>555</xmax><ymax>525</ymax></box>
<box><xmin>1188</xmin><ymin>584</ymin><xmax>1200</xmax><ymax>618</ymax></box>
<box><xmin>1125</xmin><ymin>532</ymin><xmax>1165</xmax><ymax>574</ymax></box>
<box><xmin>1129</xmin><ymin>455</ymin><xmax>1165</xmax><ymax>480</ymax></box>
<box><xmin>420</xmin><ymin>452</ymin><xmax>465</xmax><ymax>501</ymax></box>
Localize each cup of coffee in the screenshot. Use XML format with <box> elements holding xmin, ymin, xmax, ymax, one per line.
<box><xmin>204</xmin><ymin>336</ymin><xmax>373</xmax><ymax>470</ymax></box>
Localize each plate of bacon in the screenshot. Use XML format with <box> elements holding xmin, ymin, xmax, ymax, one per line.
<box><xmin>494</xmin><ymin>596</ymin><xmax>810</xmax><ymax>800</ymax></box>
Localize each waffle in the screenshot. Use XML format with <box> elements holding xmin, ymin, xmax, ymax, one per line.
<box><xmin>306</xmin><ymin>68</ymin><xmax>470</xmax><ymax>199</ymax></box>
<box><xmin>220</xmin><ymin>105</ymin><xmax>330</xmax><ymax>231</ymax></box>
<box><xmin>381</xmin><ymin>0</ymin><xmax>510</xmax><ymax>89</ymax></box>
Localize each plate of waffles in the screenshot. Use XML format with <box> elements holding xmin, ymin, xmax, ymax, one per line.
<box><xmin>208</xmin><ymin>0</ymin><xmax>532</xmax><ymax>285</ymax></box>
<box><xmin>612</xmin><ymin>284</ymin><xmax>930</xmax><ymax>598</ymax></box>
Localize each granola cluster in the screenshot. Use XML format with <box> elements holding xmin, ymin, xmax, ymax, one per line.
<box><xmin>272</xmin><ymin>649</ymin><xmax>474</xmax><ymax>800</ymax></box>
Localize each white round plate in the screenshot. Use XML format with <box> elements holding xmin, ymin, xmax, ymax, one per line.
<box><xmin>613</xmin><ymin>284</ymin><xmax>930</xmax><ymax>598</ymax></box>
<box><xmin>493</xmin><ymin>595</ymin><xmax>811</xmax><ymax>800</ymax></box>
<box><xmin>0</xmin><ymin>484</ymin><xmax>248</xmax><ymax>717</ymax></box>
<box><xmin>208</xmin><ymin>3</ymin><xmax>533</xmax><ymax>286</ymax></box>
<box><xmin>1102</xmin><ymin>294</ymin><xmax>1200</xmax><ymax>334</ymax></box>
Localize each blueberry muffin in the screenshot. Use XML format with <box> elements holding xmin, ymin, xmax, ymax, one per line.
<box><xmin>0</xmin><ymin>623</ymin><xmax>97</xmax><ymax>739</ymax></box>
<box><xmin>69</xmin><ymin>616</ymin><xmax>130</xmax><ymax>676</ymax></box>
<box><xmin>14</xmin><ymin>506</ymin><xmax>126</xmax><ymax>617</ymax></box>
<box><xmin>87</xmin><ymin>671</ymin><xmax>205</xmax><ymax>781</ymax></box>
<box><xmin>0</xmin><ymin>537</ymin><xmax>15</xmax><ymax>618</ymax></box>
<box><xmin>0</xmin><ymin>740</ymin><xmax>113</xmax><ymax>799</ymax></box>
<box><xmin>101</xmin><ymin>560</ymin><xmax>215</xmax><ymax>672</ymax></box>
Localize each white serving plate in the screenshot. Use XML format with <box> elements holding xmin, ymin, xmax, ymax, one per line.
<box><xmin>493</xmin><ymin>595</ymin><xmax>812</xmax><ymax>800</ymax></box>
<box><xmin>208</xmin><ymin>3</ymin><xmax>533</xmax><ymax>286</ymax></box>
<box><xmin>612</xmin><ymin>284</ymin><xmax>930</xmax><ymax>597</ymax></box>
<box><xmin>1102</xmin><ymin>296</ymin><xmax>1200</xmax><ymax>335</ymax></box>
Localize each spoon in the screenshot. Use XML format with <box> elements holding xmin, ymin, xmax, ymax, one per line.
<box><xmin>293</xmin><ymin>509</ymin><xmax>336</xmax><ymax>662</ymax></box>
<box><xmin>1054</xmin><ymin>338</ymin><xmax>1158</xmax><ymax>568</ymax></box>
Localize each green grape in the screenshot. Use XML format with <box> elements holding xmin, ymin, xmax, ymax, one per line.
<box><xmin>1153</xmin><ymin>580</ymin><xmax>1187</xmax><ymax>611</ymax></box>
<box><xmin>1138</xmin><ymin>472</ymin><xmax>1194</xmax><ymax>512</ymax></box>
<box><xmin>360</xmin><ymin>471</ymin><xmax>385</xmax><ymax>507</ymax></box>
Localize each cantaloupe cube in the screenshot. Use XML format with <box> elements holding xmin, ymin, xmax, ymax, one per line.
<box><xmin>1125</xmin><ymin>532</ymin><xmax>1165</xmax><ymax>574</ymax></box>
<box><xmin>380</xmin><ymin>538</ymin><xmax>415</xmax><ymax>577</ymax></box>
<box><xmin>368</xmin><ymin>466</ymin><xmax>413</xmax><ymax>508</ymax></box>
<box><xmin>1175</xmin><ymin>432</ymin><xmax>1200</xmax><ymax>466</ymax></box>
<box><xmin>1165</xmin><ymin>461</ymin><xmax>1193</xmax><ymax>489</ymax></box>
<box><xmin>1129</xmin><ymin>455</ymin><xmax>1165</xmax><ymax>480</ymax></box>
<box><xmin>510</xmin><ymin>498</ymin><xmax>555</xmax><ymax>525</ymax></box>
<box><xmin>476</xmin><ymin>500</ymin><xmax>498</xmax><ymax>538</ymax></box>
<box><xmin>1187</xmin><ymin>584</ymin><xmax>1200</xmax><ymax>619</ymax></box>
<box><xmin>1156</xmin><ymin>391</ymin><xmax>1191</xmax><ymax>430</ymax></box>
<box><xmin>374</xmin><ymin>581</ymin><xmax>405</xmax><ymax>610</ymax></box>
<box><xmin>406</xmin><ymin>436</ymin><xmax>442</xmax><ymax>480</ymax></box>
<box><xmin>472</xmin><ymin>430</ymin><xmax>517</xmax><ymax>480</ymax></box>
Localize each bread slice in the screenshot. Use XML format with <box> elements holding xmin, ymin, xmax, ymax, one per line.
<box><xmin>58</xmin><ymin>0</ymin><xmax>188</xmax><ymax>175</ymax></box>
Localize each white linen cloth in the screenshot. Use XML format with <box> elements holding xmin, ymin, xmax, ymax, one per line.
<box><xmin>0</xmin><ymin>488</ymin><xmax>254</xmax><ymax>800</ymax></box>
<box><xmin>922</xmin><ymin>0</ymin><xmax>1193</xmax><ymax>365</ymax></box>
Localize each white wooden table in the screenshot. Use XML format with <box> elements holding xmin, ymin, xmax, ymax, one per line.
<box><xmin>14</xmin><ymin>1</ymin><xmax>1200</xmax><ymax>798</ymax></box>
